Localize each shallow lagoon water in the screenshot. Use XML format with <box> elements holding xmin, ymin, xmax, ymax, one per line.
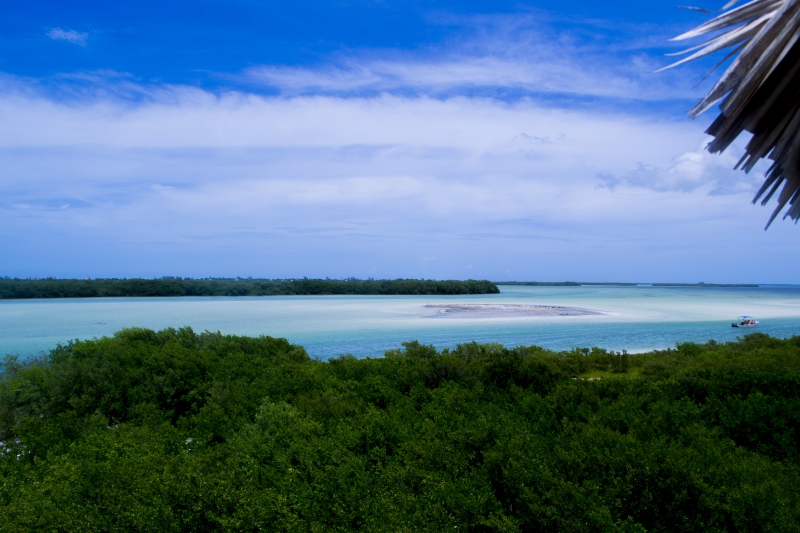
<box><xmin>2</xmin><ymin>285</ymin><xmax>800</xmax><ymax>359</ymax></box>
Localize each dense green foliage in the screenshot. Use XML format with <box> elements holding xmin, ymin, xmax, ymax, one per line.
<box><xmin>0</xmin><ymin>278</ymin><xmax>498</xmax><ymax>299</ymax></box>
<box><xmin>2</xmin><ymin>331</ymin><xmax>800</xmax><ymax>532</ymax></box>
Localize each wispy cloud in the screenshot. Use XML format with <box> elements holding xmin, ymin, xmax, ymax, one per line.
<box><xmin>241</xmin><ymin>13</ymin><xmax>706</xmax><ymax>103</ymax></box>
<box><xmin>47</xmin><ymin>28</ymin><xmax>88</xmax><ymax>46</ymax></box>
<box><xmin>245</xmin><ymin>56</ymin><xmax>659</xmax><ymax>100</ymax></box>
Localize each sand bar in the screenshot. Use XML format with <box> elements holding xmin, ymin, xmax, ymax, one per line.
<box><xmin>424</xmin><ymin>303</ymin><xmax>603</xmax><ymax>318</ymax></box>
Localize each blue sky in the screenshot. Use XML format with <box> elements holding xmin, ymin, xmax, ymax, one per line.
<box><xmin>1</xmin><ymin>1</ymin><xmax>798</xmax><ymax>282</ymax></box>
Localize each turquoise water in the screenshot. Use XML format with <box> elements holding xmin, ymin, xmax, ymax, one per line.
<box><xmin>2</xmin><ymin>285</ymin><xmax>800</xmax><ymax>359</ymax></box>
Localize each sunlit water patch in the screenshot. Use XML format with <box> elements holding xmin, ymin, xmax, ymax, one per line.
<box><xmin>2</xmin><ymin>285</ymin><xmax>800</xmax><ymax>359</ymax></box>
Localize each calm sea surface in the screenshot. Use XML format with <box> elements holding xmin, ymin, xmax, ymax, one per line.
<box><xmin>3</xmin><ymin>285</ymin><xmax>800</xmax><ymax>359</ymax></box>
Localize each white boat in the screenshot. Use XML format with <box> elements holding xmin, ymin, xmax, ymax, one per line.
<box><xmin>731</xmin><ymin>316</ymin><xmax>759</xmax><ymax>328</ymax></box>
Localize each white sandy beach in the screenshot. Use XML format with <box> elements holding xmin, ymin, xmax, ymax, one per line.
<box><xmin>424</xmin><ymin>303</ymin><xmax>603</xmax><ymax>317</ymax></box>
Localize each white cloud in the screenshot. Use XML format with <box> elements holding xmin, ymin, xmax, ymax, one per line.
<box><xmin>0</xmin><ymin>84</ymin><xmax>758</xmax><ymax>227</ymax></box>
<box><xmin>596</xmin><ymin>141</ymin><xmax>763</xmax><ymax>196</ymax></box>
<box><xmin>0</xmin><ymin>86</ymin><xmax>694</xmax><ymax>154</ymax></box>
<box><xmin>0</xmin><ymin>79</ymin><xmax>795</xmax><ymax>281</ymax></box>
<box><xmin>47</xmin><ymin>28</ymin><xmax>88</xmax><ymax>46</ymax></box>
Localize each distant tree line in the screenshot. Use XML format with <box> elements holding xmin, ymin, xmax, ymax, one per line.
<box><xmin>0</xmin><ymin>278</ymin><xmax>499</xmax><ymax>299</ymax></box>
<box><xmin>1</xmin><ymin>330</ymin><xmax>799</xmax><ymax>531</ymax></box>
<box><xmin>497</xmin><ymin>281</ymin><xmax>759</xmax><ymax>287</ymax></box>
<box><xmin>647</xmin><ymin>282</ymin><xmax>759</xmax><ymax>287</ymax></box>
<box><xmin>496</xmin><ymin>281</ymin><xmax>583</xmax><ymax>286</ymax></box>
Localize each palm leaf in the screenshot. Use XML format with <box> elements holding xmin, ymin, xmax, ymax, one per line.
<box><xmin>663</xmin><ymin>0</ymin><xmax>800</xmax><ymax>227</ymax></box>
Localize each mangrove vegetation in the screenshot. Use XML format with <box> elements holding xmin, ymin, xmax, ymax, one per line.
<box><xmin>0</xmin><ymin>278</ymin><xmax>499</xmax><ymax>299</ymax></box>
<box><xmin>2</xmin><ymin>330</ymin><xmax>799</xmax><ymax>531</ymax></box>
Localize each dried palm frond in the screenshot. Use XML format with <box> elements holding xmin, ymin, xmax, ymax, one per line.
<box><xmin>661</xmin><ymin>0</ymin><xmax>800</xmax><ymax>228</ymax></box>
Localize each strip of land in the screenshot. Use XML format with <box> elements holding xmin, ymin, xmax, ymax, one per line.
<box><xmin>425</xmin><ymin>303</ymin><xmax>602</xmax><ymax>317</ymax></box>
<box><xmin>0</xmin><ymin>278</ymin><xmax>499</xmax><ymax>299</ymax></box>
<box><xmin>496</xmin><ymin>281</ymin><xmax>759</xmax><ymax>287</ymax></box>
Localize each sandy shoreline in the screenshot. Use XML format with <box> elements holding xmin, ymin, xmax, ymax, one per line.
<box><xmin>424</xmin><ymin>303</ymin><xmax>603</xmax><ymax>318</ymax></box>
